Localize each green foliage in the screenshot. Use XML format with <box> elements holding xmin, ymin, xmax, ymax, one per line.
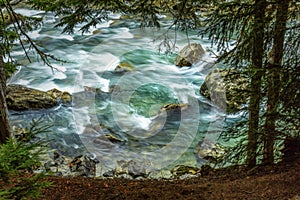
<box><xmin>27</xmin><ymin>0</ymin><xmax>206</xmax><ymax>33</ymax></box>
<box><xmin>0</xmin><ymin>118</ymin><xmax>52</xmax><ymax>200</ymax></box>
<box><xmin>0</xmin><ymin>0</ymin><xmax>64</xmax><ymax>72</ymax></box>
<box><xmin>4</xmin><ymin>62</ymin><xmax>17</xmax><ymax>79</ymax></box>
<box><xmin>28</xmin><ymin>0</ymin><xmax>129</xmax><ymax>33</ymax></box>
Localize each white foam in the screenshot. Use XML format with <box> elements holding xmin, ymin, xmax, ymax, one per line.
<box><xmin>11</xmin><ymin>79</ymin><xmax>30</xmax><ymax>85</ymax></box>
<box><xmin>132</xmin><ymin>113</ymin><xmax>152</xmax><ymax>130</ymax></box>
<box><xmin>28</xmin><ymin>30</ymin><xmax>41</xmax><ymax>39</ymax></box>
<box><xmin>112</xmin><ymin>31</ymin><xmax>134</xmax><ymax>39</ymax></box>
<box><xmin>111</xmin><ymin>102</ymin><xmax>152</xmax><ymax>132</ymax></box>
<box><xmin>87</xmin><ymin>53</ymin><xmax>119</xmax><ymax>71</ymax></box>
<box><xmin>81</xmin><ymin>76</ymin><xmax>110</xmax><ymax>93</ymax></box>
<box><xmin>72</xmin><ymin>106</ymin><xmax>92</xmax><ymax>134</ymax></box>
<box><xmin>53</xmin><ymin>34</ymin><xmax>74</xmax><ymax>41</ymax></box>
<box><xmin>15</xmin><ymin>8</ymin><xmax>45</xmax><ymax>17</ymax></box>
<box><xmin>108</xmin><ymin>13</ymin><xmax>121</xmax><ymax>20</ymax></box>
<box><xmin>51</xmin><ymin>64</ymin><xmax>67</xmax><ymax>73</ymax></box>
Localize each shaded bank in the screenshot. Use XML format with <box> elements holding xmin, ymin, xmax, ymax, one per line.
<box><xmin>38</xmin><ymin>154</ymin><xmax>300</xmax><ymax>200</ymax></box>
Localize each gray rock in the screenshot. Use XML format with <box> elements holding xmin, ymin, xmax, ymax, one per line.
<box><xmin>37</xmin><ymin>150</ymin><xmax>98</xmax><ymax>177</ymax></box>
<box><xmin>115</xmin><ymin>160</ymin><xmax>151</xmax><ymax>178</ymax></box>
<box><xmin>175</xmin><ymin>43</ymin><xmax>205</xmax><ymax>67</ymax></box>
<box><xmin>200</xmin><ymin>68</ymin><xmax>249</xmax><ymax>112</ymax></box>
<box><xmin>195</xmin><ymin>140</ymin><xmax>225</xmax><ymax>164</ymax></box>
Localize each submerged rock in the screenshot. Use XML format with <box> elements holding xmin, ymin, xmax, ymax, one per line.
<box><xmin>160</xmin><ymin>103</ymin><xmax>189</xmax><ymax>112</ymax></box>
<box><xmin>101</xmin><ymin>133</ymin><xmax>126</xmax><ymax>144</ymax></box>
<box><xmin>200</xmin><ymin>68</ymin><xmax>249</xmax><ymax>112</ymax></box>
<box><xmin>157</xmin><ymin>103</ymin><xmax>189</xmax><ymax>119</ymax></box>
<box><xmin>6</xmin><ymin>84</ymin><xmax>72</xmax><ymax>111</ymax></box>
<box><xmin>114</xmin><ymin>61</ymin><xmax>135</xmax><ymax>73</ymax></box>
<box><xmin>175</xmin><ymin>43</ymin><xmax>205</xmax><ymax>67</ymax></box>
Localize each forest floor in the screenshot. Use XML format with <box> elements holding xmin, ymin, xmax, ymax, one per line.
<box><xmin>38</xmin><ymin>156</ymin><xmax>300</xmax><ymax>200</ymax></box>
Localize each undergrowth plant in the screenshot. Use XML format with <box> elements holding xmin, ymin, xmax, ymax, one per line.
<box><xmin>0</xmin><ymin>118</ymin><xmax>52</xmax><ymax>200</ymax></box>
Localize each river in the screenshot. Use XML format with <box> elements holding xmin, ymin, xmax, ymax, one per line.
<box><xmin>8</xmin><ymin>8</ymin><xmax>228</xmax><ymax>178</ymax></box>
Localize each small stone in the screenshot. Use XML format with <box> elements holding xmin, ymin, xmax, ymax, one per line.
<box><xmin>171</xmin><ymin>165</ymin><xmax>200</xmax><ymax>177</ymax></box>
<box><xmin>61</xmin><ymin>91</ymin><xmax>72</xmax><ymax>104</ymax></box>
<box><xmin>116</xmin><ymin>160</ymin><xmax>151</xmax><ymax>178</ymax></box>
<box><xmin>47</xmin><ymin>88</ymin><xmax>62</xmax><ymax>99</ymax></box>
<box><xmin>92</xmin><ymin>29</ymin><xmax>101</xmax><ymax>35</ymax></box>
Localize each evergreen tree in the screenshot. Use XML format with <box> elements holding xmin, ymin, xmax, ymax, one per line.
<box><xmin>196</xmin><ymin>0</ymin><xmax>299</xmax><ymax>165</ymax></box>
<box><xmin>0</xmin><ymin>1</ymin><xmax>12</xmax><ymax>143</ymax></box>
<box><xmin>247</xmin><ymin>0</ymin><xmax>267</xmax><ymax>167</ymax></box>
<box><xmin>199</xmin><ymin>0</ymin><xmax>268</xmax><ymax>166</ymax></box>
<box><xmin>263</xmin><ymin>0</ymin><xmax>290</xmax><ymax>165</ymax></box>
<box><xmin>0</xmin><ymin>0</ymin><xmax>61</xmax><ymax>143</ymax></box>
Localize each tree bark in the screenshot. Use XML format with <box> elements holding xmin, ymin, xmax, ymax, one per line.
<box><xmin>263</xmin><ymin>0</ymin><xmax>289</xmax><ymax>165</ymax></box>
<box><xmin>247</xmin><ymin>0</ymin><xmax>267</xmax><ymax>167</ymax></box>
<box><xmin>0</xmin><ymin>44</ymin><xmax>11</xmax><ymax>144</ymax></box>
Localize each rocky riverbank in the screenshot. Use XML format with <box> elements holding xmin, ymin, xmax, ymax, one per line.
<box><xmin>38</xmin><ymin>154</ymin><xmax>300</xmax><ymax>200</ymax></box>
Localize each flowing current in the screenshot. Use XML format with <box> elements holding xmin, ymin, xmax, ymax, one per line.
<box><xmin>8</xmin><ymin>9</ymin><xmax>227</xmax><ymax>177</ymax></box>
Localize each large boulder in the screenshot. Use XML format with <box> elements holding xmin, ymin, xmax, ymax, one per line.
<box><xmin>6</xmin><ymin>84</ymin><xmax>72</xmax><ymax>111</ymax></box>
<box><xmin>200</xmin><ymin>68</ymin><xmax>249</xmax><ymax>112</ymax></box>
<box><xmin>175</xmin><ymin>43</ymin><xmax>205</xmax><ymax>67</ymax></box>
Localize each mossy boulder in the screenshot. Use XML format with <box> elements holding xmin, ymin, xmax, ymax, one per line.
<box><xmin>175</xmin><ymin>43</ymin><xmax>205</xmax><ymax>67</ymax></box>
<box><xmin>6</xmin><ymin>84</ymin><xmax>72</xmax><ymax>111</ymax></box>
<box><xmin>200</xmin><ymin>68</ymin><xmax>249</xmax><ymax>112</ymax></box>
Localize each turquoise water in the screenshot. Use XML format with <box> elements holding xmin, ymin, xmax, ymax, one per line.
<box><xmin>9</xmin><ymin>9</ymin><xmax>226</xmax><ymax>177</ymax></box>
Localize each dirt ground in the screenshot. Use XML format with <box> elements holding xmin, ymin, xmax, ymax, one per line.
<box><xmin>38</xmin><ymin>157</ymin><xmax>300</xmax><ymax>200</ymax></box>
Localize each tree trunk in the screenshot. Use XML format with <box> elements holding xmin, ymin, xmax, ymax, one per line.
<box><xmin>263</xmin><ymin>0</ymin><xmax>289</xmax><ymax>165</ymax></box>
<box><xmin>247</xmin><ymin>0</ymin><xmax>267</xmax><ymax>167</ymax></box>
<box><xmin>0</xmin><ymin>44</ymin><xmax>11</xmax><ymax>144</ymax></box>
